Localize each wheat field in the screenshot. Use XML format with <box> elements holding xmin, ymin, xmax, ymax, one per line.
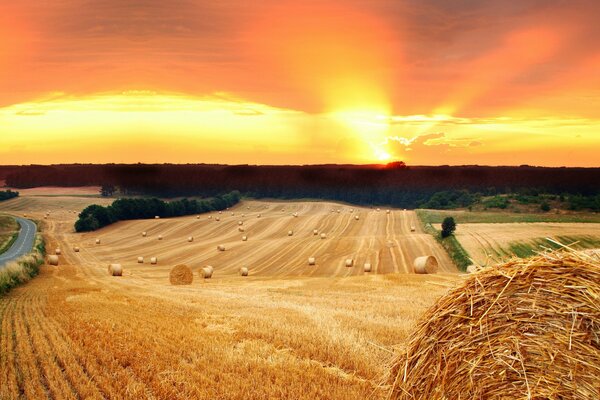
<box><xmin>0</xmin><ymin>195</ymin><xmax>460</xmax><ymax>399</ymax></box>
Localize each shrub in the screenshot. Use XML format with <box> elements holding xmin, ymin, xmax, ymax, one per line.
<box><xmin>441</xmin><ymin>217</ymin><xmax>456</xmax><ymax>238</ymax></box>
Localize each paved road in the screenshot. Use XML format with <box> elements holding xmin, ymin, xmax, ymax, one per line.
<box><xmin>0</xmin><ymin>217</ymin><xmax>37</xmax><ymax>269</ymax></box>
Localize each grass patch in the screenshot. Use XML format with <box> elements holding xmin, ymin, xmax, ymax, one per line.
<box><xmin>420</xmin><ymin>220</ymin><xmax>471</xmax><ymax>272</ymax></box>
<box><xmin>0</xmin><ymin>235</ymin><xmax>45</xmax><ymax>297</ymax></box>
<box><xmin>507</xmin><ymin>235</ymin><xmax>600</xmax><ymax>258</ymax></box>
<box><xmin>417</xmin><ymin>209</ymin><xmax>600</xmax><ymax>224</ymax></box>
<box><xmin>0</xmin><ymin>215</ymin><xmax>20</xmax><ymax>255</ymax></box>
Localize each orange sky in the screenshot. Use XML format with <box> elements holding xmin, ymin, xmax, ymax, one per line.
<box><xmin>1</xmin><ymin>0</ymin><xmax>599</xmax><ymax>166</ymax></box>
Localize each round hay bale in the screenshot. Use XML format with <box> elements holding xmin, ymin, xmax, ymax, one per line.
<box><xmin>413</xmin><ymin>256</ymin><xmax>438</xmax><ymax>274</ymax></box>
<box><xmin>47</xmin><ymin>255</ymin><xmax>59</xmax><ymax>266</ymax></box>
<box><xmin>288</xmin><ymin>230</ymin><xmax>293</xmax><ymax>236</ymax></box>
<box><xmin>238</xmin><ymin>227</ymin><xmax>245</xmax><ymax>232</ymax></box>
<box><xmin>388</xmin><ymin>252</ymin><xmax>600</xmax><ymax>400</ymax></box>
<box><xmin>386</xmin><ymin>209</ymin><xmax>390</xmax><ymax>214</ymax></box>
<box><xmin>55</xmin><ymin>248</ymin><xmax>61</xmax><ymax>255</ymax></box>
<box><xmin>320</xmin><ymin>233</ymin><xmax>327</xmax><ymax>239</ymax></box>
<box><xmin>363</xmin><ymin>263</ymin><xmax>372</xmax><ymax>272</ymax></box>
<box><xmin>150</xmin><ymin>257</ymin><xmax>158</xmax><ymax>264</ymax></box>
<box><xmin>313</xmin><ymin>229</ymin><xmax>318</xmax><ymax>235</ymax></box>
<box><xmin>201</xmin><ymin>266</ymin><xmax>213</xmax><ymax>279</ymax></box>
<box><xmin>466</xmin><ymin>265</ymin><xmax>478</xmax><ymax>274</ymax></box>
<box><xmin>108</xmin><ymin>264</ymin><xmax>122</xmax><ymax>276</ymax></box>
<box><xmin>257</xmin><ymin>214</ymin><xmax>261</xmax><ymax>218</ymax></box>
<box><xmin>349</xmin><ymin>209</ymin><xmax>354</xmax><ymax>213</ymax></box>
<box><xmin>208</xmin><ymin>215</ymin><xmax>212</xmax><ymax>219</ymax></box>
<box><xmin>169</xmin><ymin>264</ymin><xmax>193</xmax><ymax>285</ymax></box>
<box><xmin>215</xmin><ymin>217</ymin><xmax>220</xmax><ymax>221</ymax></box>
<box><xmin>293</xmin><ymin>212</ymin><xmax>298</xmax><ymax>218</ymax></box>
<box><xmin>142</xmin><ymin>231</ymin><xmax>147</xmax><ymax>237</ymax></box>
<box><xmin>73</xmin><ymin>247</ymin><xmax>80</xmax><ymax>253</ymax></box>
<box><xmin>218</xmin><ymin>211</ymin><xmax>222</xmax><ymax>214</ymax></box>
<box><xmin>137</xmin><ymin>256</ymin><xmax>144</xmax><ymax>263</ymax></box>
<box><xmin>241</xmin><ymin>213</ymin><xmax>245</xmax><ymax>217</ymax></box>
<box><xmin>95</xmin><ymin>239</ymin><xmax>101</xmax><ymax>244</ymax></box>
<box><xmin>240</xmin><ymin>267</ymin><xmax>249</xmax><ymax>276</ymax></box>
<box><xmin>308</xmin><ymin>257</ymin><xmax>316</xmax><ymax>265</ymax></box>
<box><xmin>345</xmin><ymin>258</ymin><xmax>353</xmax><ymax>267</ymax></box>
<box><xmin>217</xmin><ymin>245</ymin><xmax>225</xmax><ymax>251</ymax></box>
<box><xmin>188</xmin><ymin>236</ymin><xmax>193</xmax><ymax>242</ymax></box>
<box><xmin>242</xmin><ymin>235</ymin><xmax>248</xmax><ymax>241</ymax></box>
<box><xmin>231</xmin><ymin>212</ymin><xmax>235</xmax><ymax>216</ymax></box>
<box><xmin>158</xmin><ymin>235</ymin><xmax>163</xmax><ymax>240</ymax></box>
<box><xmin>376</xmin><ymin>208</ymin><xmax>380</xmax><ymax>212</ymax></box>
<box><xmin>155</xmin><ymin>215</ymin><xmax>160</xmax><ymax>219</ymax></box>
<box><xmin>337</xmin><ymin>209</ymin><xmax>340</xmax><ymax>213</ymax></box>
<box><xmin>354</xmin><ymin>215</ymin><xmax>359</xmax><ymax>220</ymax></box>
<box><xmin>410</xmin><ymin>225</ymin><xmax>416</xmax><ymax>232</ymax></box>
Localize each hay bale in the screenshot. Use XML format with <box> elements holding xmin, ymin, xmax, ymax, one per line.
<box><xmin>388</xmin><ymin>251</ymin><xmax>600</xmax><ymax>400</ymax></box>
<box><xmin>240</xmin><ymin>267</ymin><xmax>248</xmax><ymax>276</ymax></box>
<box><xmin>108</xmin><ymin>264</ymin><xmax>122</xmax><ymax>276</ymax></box>
<box><xmin>95</xmin><ymin>239</ymin><xmax>101</xmax><ymax>244</ymax></box>
<box><xmin>158</xmin><ymin>235</ymin><xmax>163</xmax><ymax>240</ymax></box>
<box><xmin>345</xmin><ymin>258</ymin><xmax>353</xmax><ymax>267</ymax></box>
<box><xmin>242</xmin><ymin>235</ymin><xmax>248</xmax><ymax>241</ymax></box>
<box><xmin>47</xmin><ymin>255</ymin><xmax>59</xmax><ymax>266</ymax></box>
<box><xmin>238</xmin><ymin>227</ymin><xmax>245</xmax><ymax>232</ymax></box>
<box><xmin>320</xmin><ymin>233</ymin><xmax>327</xmax><ymax>239</ymax></box>
<box><xmin>313</xmin><ymin>229</ymin><xmax>319</xmax><ymax>235</ymax></box>
<box><xmin>150</xmin><ymin>257</ymin><xmax>158</xmax><ymax>264</ymax></box>
<box><xmin>354</xmin><ymin>215</ymin><xmax>359</xmax><ymax>220</ymax></box>
<box><xmin>376</xmin><ymin>208</ymin><xmax>380</xmax><ymax>212</ymax></box>
<box><xmin>196</xmin><ymin>215</ymin><xmax>200</xmax><ymax>219</ymax></box>
<box><xmin>218</xmin><ymin>211</ymin><xmax>222</xmax><ymax>214</ymax></box>
<box><xmin>242</xmin><ymin>213</ymin><xmax>245</xmax><ymax>217</ymax></box>
<box><xmin>363</xmin><ymin>263</ymin><xmax>372</xmax><ymax>272</ymax></box>
<box><xmin>410</xmin><ymin>225</ymin><xmax>416</xmax><ymax>232</ymax></box>
<box><xmin>288</xmin><ymin>230</ymin><xmax>293</xmax><ymax>236</ymax></box>
<box><xmin>413</xmin><ymin>256</ymin><xmax>438</xmax><ymax>274</ymax></box>
<box><xmin>208</xmin><ymin>215</ymin><xmax>212</xmax><ymax>219</ymax></box>
<box><xmin>73</xmin><ymin>246</ymin><xmax>80</xmax><ymax>253</ymax></box>
<box><xmin>215</xmin><ymin>217</ymin><xmax>220</xmax><ymax>221</ymax></box>
<box><xmin>308</xmin><ymin>257</ymin><xmax>316</xmax><ymax>265</ymax></box>
<box><xmin>201</xmin><ymin>266</ymin><xmax>213</xmax><ymax>279</ymax></box>
<box><xmin>155</xmin><ymin>215</ymin><xmax>160</xmax><ymax>219</ymax></box>
<box><xmin>466</xmin><ymin>264</ymin><xmax>478</xmax><ymax>274</ymax></box>
<box><xmin>55</xmin><ymin>248</ymin><xmax>61</xmax><ymax>255</ymax></box>
<box><xmin>293</xmin><ymin>212</ymin><xmax>298</xmax><ymax>218</ymax></box>
<box><xmin>217</xmin><ymin>245</ymin><xmax>226</xmax><ymax>251</ymax></box>
<box><xmin>169</xmin><ymin>264</ymin><xmax>193</xmax><ymax>285</ymax></box>
<box><xmin>137</xmin><ymin>257</ymin><xmax>144</xmax><ymax>263</ymax></box>
<box><xmin>188</xmin><ymin>236</ymin><xmax>193</xmax><ymax>242</ymax></box>
<box><xmin>257</xmin><ymin>214</ymin><xmax>261</xmax><ymax>218</ymax></box>
<box><xmin>142</xmin><ymin>231</ymin><xmax>147</xmax><ymax>237</ymax></box>
<box><xmin>386</xmin><ymin>209</ymin><xmax>390</xmax><ymax>214</ymax></box>
<box><xmin>349</xmin><ymin>209</ymin><xmax>354</xmax><ymax>213</ymax></box>
<box><xmin>231</xmin><ymin>212</ymin><xmax>235</xmax><ymax>216</ymax></box>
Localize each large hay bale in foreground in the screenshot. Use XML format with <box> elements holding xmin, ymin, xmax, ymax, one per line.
<box><xmin>413</xmin><ymin>255</ymin><xmax>438</xmax><ymax>274</ymax></box>
<box><xmin>169</xmin><ymin>264</ymin><xmax>193</xmax><ymax>285</ymax></box>
<box><xmin>388</xmin><ymin>252</ymin><xmax>600</xmax><ymax>400</ymax></box>
<box><xmin>47</xmin><ymin>255</ymin><xmax>59</xmax><ymax>266</ymax></box>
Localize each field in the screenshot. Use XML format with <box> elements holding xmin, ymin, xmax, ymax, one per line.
<box><xmin>454</xmin><ymin>223</ymin><xmax>600</xmax><ymax>265</ymax></box>
<box><xmin>0</xmin><ymin>193</ymin><xmax>460</xmax><ymax>399</ymax></box>
<box><xmin>417</xmin><ymin>208</ymin><xmax>600</xmax><ymax>224</ymax></box>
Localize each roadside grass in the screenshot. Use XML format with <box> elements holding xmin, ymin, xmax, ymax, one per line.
<box><xmin>417</xmin><ymin>209</ymin><xmax>600</xmax><ymax>224</ymax></box>
<box><xmin>0</xmin><ymin>234</ymin><xmax>45</xmax><ymax>297</ymax></box>
<box><xmin>419</xmin><ymin>219</ymin><xmax>471</xmax><ymax>272</ymax></box>
<box><xmin>0</xmin><ymin>215</ymin><xmax>20</xmax><ymax>255</ymax></box>
<box><xmin>508</xmin><ymin>235</ymin><xmax>600</xmax><ymax>258</ymax></box>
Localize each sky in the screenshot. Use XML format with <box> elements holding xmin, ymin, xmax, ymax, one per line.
<box><xmin>1</xmin><ymin>0</ymin><xmax>599</xmax><ymax>166</ymax></box>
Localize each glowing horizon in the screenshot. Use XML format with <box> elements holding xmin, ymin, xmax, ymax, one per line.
<box><xmin>1</xmin><ymin>1</ymin><xmax>599</xmax><ymax>166</ymax></box>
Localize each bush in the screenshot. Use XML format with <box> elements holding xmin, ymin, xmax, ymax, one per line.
<box><xmin>74</xmin><ymin>191</ymin><xmax>242</xmax><ymax>232</ymax></box>
<box><xmin>420</xmin><ymin>190</ymin><xmax>476</xmax><ymax>210</ymax></box>
<box><xmin>540</xmin><ymin>202</ymin><xmax>551</xmax><ymax>212</ymax></box>
<box><xmin>441</xmin><ymin>217</ymin><xmax>456</xmax><ymax>238</ymax></box>
<box><xmin>483</xmin><ymin>196</ymin><xmax>509</xmax><ymax>209</ymax></box>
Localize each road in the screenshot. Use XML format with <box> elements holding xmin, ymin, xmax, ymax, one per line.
<box><xmin>0</xmin><ymin>217</ymin><xmax>37</xmax><ymax>268</ymax></box>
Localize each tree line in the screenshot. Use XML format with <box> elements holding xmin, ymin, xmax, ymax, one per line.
<box><xmin>74</xmin><ymin>191</ymin><xmax>241</xmax><ymax>232</ymax></box>
<box><xmin>0</xmin><ymin>190</ymin><xmax>19</xmax><ymax>202</ymax></box>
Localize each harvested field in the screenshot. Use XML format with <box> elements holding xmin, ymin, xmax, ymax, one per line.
<box><xmin>455</xmin><ymin>222</ymin><xmax>600</xmax><ymax>265</ymax></box>
<box><xmin>0</xmin><ymin>197</ymin><xmax>462</xmax><ymax>399</ymax></box>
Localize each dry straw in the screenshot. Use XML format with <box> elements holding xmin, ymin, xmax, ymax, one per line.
<box><xmin>137</xmin><ymin>256</ymin><xmax>144</xmax><ymax>263</ymax></box>
<box><xmin>188</xmin><ymin>236</ymin><xmax>193</xmax><ymax>242</ymax></box>
<box><xmin>308</xmin><ymin>257</ymin><xmax>316</xmax><ymax>265</ymax></box>
<box><xmin>288</xmin><ymin>230</ymin><xmax>294</xmax><ymax>236</ymax></box>
<box><xmin>142</xmin><ymin>231</ymin><xmax>147</xmax><ymax>237</ymax></box>
<box><xmin>410</xmin><ymin>225</ymin><xmax>416</xmax><ymax>232</ymax></box>
<box><xmin>73</xmin><ymin>246</ymin><xmax>80</xmax><ymax>252</ymax></box>
<box><xmin>217</xmin><ymin>245</ymin><xmax>225</xmax><ymax>251</ymax></box>
<box><xmin>313</xmin><ymin>229</ymin><xmax>319</xmax><ymax>235</ymax></box>
<box><xmin>239</xmin><ymin>266</ymin><xmax>248</xmax><ymax>276</ymax></box>
<box><xmin>150</xmin><ymin>257</ymin><xmax>158</xmax><ymax>264</ymax></box>
<box><xmin>320</xmin><ymin>233</ymin><xmax>327</xmax><ymax>239</ymax></box>
<box><xmin>95</xmin><ymin>239</ymin><xmax>101</xmax><ymax>244</ymax></box>
<box><xmin>364</xmin><ymin>263</ymin><xmax>372</xmax><ymax>272</ymax></box>
<box><xmin>47</xmin><ymin>255</ymin><xmax>59</xmax><ymax>266</ymax></box>
<box><xmin>242</xmin><ymin>235</ymin><xmax>248</xmax><ymax>241</ymax></box>
<box><xmin>345</xmin><ymin>258</ymin><xmax>354</xmax><ymax>267</ymax></box>
<box><xmin>387</xmin><ymin>250</ymin><xmax>600</xmax><ymax>400</ymax></box>
<box><xmin>169</xmin><ymin>264</ymin><xmax>193</xmax><ymax>285</ymax></box>
<box><xmin>55</xmin><ymin>248</ymin><xmax>61</xmax><ymax>255</ymax></box>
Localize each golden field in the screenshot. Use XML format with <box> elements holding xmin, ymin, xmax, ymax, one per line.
<box><xmin>0</xmin><ymin>194</ymin><xmax>460</xmax><ymax>399</ymax></box>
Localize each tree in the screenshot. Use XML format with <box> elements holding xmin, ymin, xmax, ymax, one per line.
<box><xmin>540</xmin><ymin>201</ymin><xmax>551</xmax><ymax>212</ymax></box>
<box><xmin>441</xmin><ymin>217</ymin><xmax>456</xmax><ymax>238</ymax></box>
<box><xmin>100</xmin><ymin>184</ymin><xmax>116</xmax><ymax>197</ymax></box>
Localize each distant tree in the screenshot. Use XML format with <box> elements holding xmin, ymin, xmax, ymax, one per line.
<box><xmin>385</xmin><ymin>161</ymin><xmax>408</xmax><ymax>169</ymax></box>
<box><xmin>441</xmin><ymin>217</ymin><xmax>456</xmax><ymax>238</ymax></box>
<box><xmin>540</xmin><ymin>202</ymin><xmax>551</xmax><ymax>212</ymax></box>
<box><xmin>100</xmin><ymin>184</ymin><xmax>116</xmax><ymax>197</ymax></box>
